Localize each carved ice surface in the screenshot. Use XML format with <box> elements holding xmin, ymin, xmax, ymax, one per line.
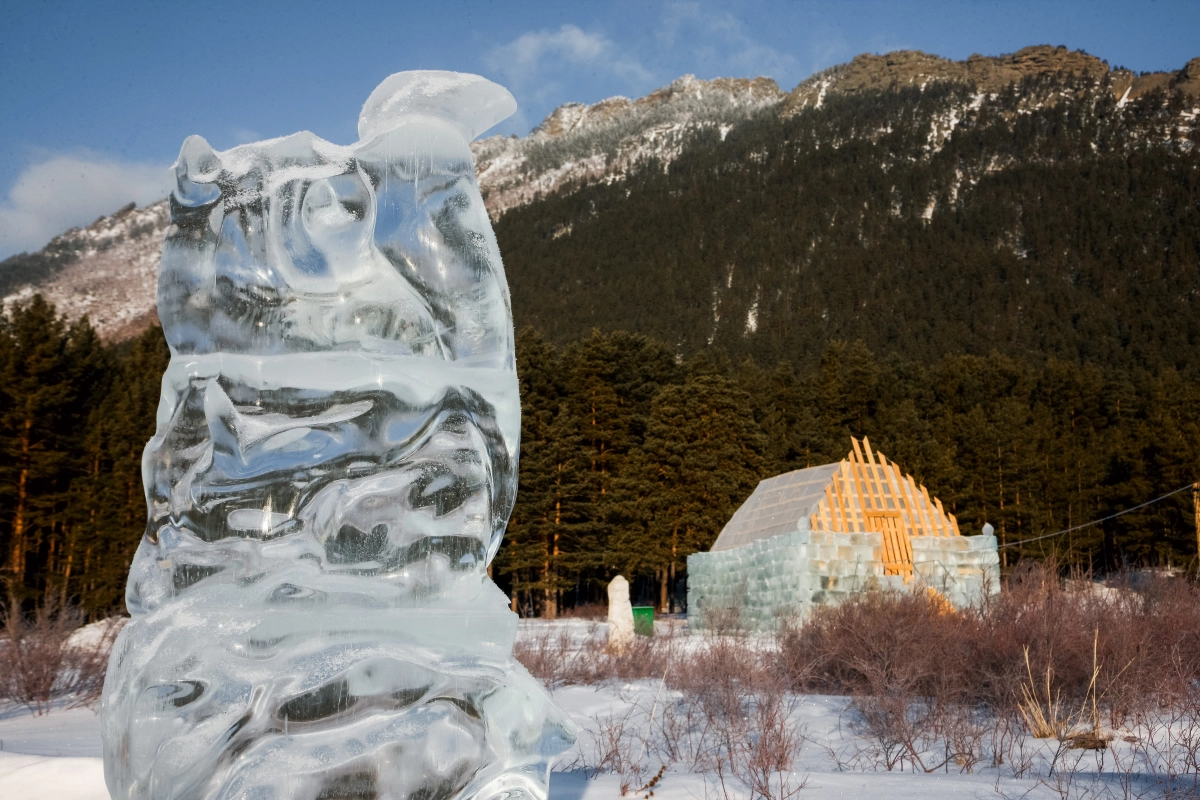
<box><xmin>101</xmin><ymin>72</ymin><xmax>574</xmax><ymax>800</ymax></box>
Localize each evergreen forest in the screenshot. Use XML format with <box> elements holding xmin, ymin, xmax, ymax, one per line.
<box><xmin>2</xmin><ymin>74</ymin><xmax>1199</xmax><ymax>616</ymax></box>
<box><xmin>2</xmin><ymin>305</ymin><xmax>1198</xmax><ymax>617</ymax></box>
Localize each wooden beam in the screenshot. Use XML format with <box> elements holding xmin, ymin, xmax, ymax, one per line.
<box><xmin>902</xmin><ymin>471</ymin><xmax>928</xmax><ymax>537</ymax></box>
<box><xmin>920</xmin><ymin>484</ymin><xmax>945</xmax><ymax>536</ymax></box>
<box><xmin>897</xmin><ymin>514</ymin><xmax>914</xmax><ymax>571</ymax></box>
<box><xmin>902</xmin><ymin>472</ymin><xmax>916</xmax><ymax>534</ymax></box>
<box><xmin>934</xmin><ymin>496</ymin><xmax>950</xmax><ymax>537</ymax></box>
<box><xmin>832</xmin><ymin>461</ymin><xmax>851</xmax><ymax>532</ymax></box>
<box><xmin>1194</xmin><ymin>483</ymin><xmax>1199</xmax><ymax>560</ymax></box>
<box><xmin>851</xmin><ymin>438</ymin><xmax>874</xmax><ymax>512</ymax></box>
<box><xmin>862</xmin><ymin>437</ymin><xmax>891</xmax><ymax>513</ymax></box>
<box><xmin>822</xmin><ymin>483</ymin><xmax>835</xmax><ymax>531</ymax></box>
<box><xmin>885</xmin><ymin>455</ymin><xmax>918</xmax><ymax>541</ymax></box>
<box><xmin>849</xmin><ymin>439</ymin><xmax>874</xmax><ymax>532</ymax></box>
<box><xmin>881</xmin><ymin>455</ymin><xmax>903</xmax><ymax>516</ymax></box>
<box><xmin>843</xmin><ymin>458</ymin><xmax>862</xmax><ymax>531</ymax></box>
<box><xmin>879</xmin><ymin>516</ymin><xmax>897</xmax><ymax>570</ymax></box>
<box><xmin>911</xmin><ymin>475</ymin><xmax>936</xmax><ymax>536</ymax></box>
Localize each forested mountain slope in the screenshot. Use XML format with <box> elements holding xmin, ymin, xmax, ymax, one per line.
<box><xmin>498</xmin><ymin>71</ymin><xmax>1200</xmax><ymax>373</ymax></box>
<box><xmin>0</xmin><ymin>74</ymin><xmax>782</xmax><ymax>339</ymax></box>
<box><xmin>3</xmin><ymin>45</ymin><xmax>1197</xmax><ymax>356</ymax></box>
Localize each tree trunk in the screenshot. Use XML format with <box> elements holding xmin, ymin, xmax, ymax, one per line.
<box><xmin>543</xmin><ymin>548</ymin><xmax>557</xmax><ymax>620</ymax></box>
<box><xmin>10</xmin><ymin>417</ymin><xmax>32</xmax><ymax>582</ymax></box>
<box><xmin>1193</xmin><ymin>484</ymin><xmax>1199</xmax><ymax>559</ymax></box>
<box><xmin>659</xmin><ymin>568</ymin><xmax>668</xmax><ymax>613</ymax></box>
<box><xmin>62</xmin><ymin>526</ymin><xmax>74</xmax><ymax>607</ymax></box>
<box><xmin>544</xmin><ymin>499</ymin><xmax>561</xmax><ymax>619</ymax></box>
<box><xmin>668</xmin><ymin>561</ymin><xmax>676</xmax><ymax>613</ymax></box>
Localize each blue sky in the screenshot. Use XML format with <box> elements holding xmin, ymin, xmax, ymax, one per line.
<box><xmin>1</xmin><ymin>0</ymin><xmax>1198</xmax><ymax>259</ymax></box>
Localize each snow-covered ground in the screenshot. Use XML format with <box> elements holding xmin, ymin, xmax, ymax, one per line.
<box><xmin>0</xmin><ymin>619</ymin><xmax>1182</xmax><ymax>800</ymax></box>
<box><xmin>0</xmin><ymin>692</ymin><xmax>1089</xmax><ymax>800</ymax></box>
<box><xmin>0</xmin><ymin>707</ymin><xmax>108</xmax><ymax>799</ymax></box>
<box><xmin>0</xmin><ymin>696</ymin><xmax>1064</xmax><ymax>800</ymax></box>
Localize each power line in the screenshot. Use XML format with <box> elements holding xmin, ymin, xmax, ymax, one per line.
<box><xmin>996</xmin><ymin>483</ymin><xmax>1196</xmax><ymax>549</ymax></box>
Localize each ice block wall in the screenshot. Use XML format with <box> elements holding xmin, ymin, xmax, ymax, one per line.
<box><xmin>688</xmin><ymin>528</ymin><xmax>999</xmax><ymax>630</ymax></box>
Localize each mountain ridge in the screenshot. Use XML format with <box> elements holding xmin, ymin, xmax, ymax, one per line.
<box><xmin>785</xmin><ymin>45</ymin><xmax>1200</xmax><ymax>112</ymax></box>
<box><xmin>3</xmin><ymin>44</ymin><xmax>1198</xmax><ymax>343</ymax></box>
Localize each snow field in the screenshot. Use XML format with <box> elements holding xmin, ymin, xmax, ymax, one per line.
<box><xmin>2</xmin><ymin>618</ymin><xmax>1197</xmax><ymax>800</ymax></box>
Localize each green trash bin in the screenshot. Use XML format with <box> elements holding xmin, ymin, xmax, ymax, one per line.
<box><xmin>632</xmin><ymin>606</ymin><xmax>654</xmax><ymax>637</ymax></box>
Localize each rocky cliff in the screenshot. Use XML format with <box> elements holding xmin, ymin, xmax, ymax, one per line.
<box><xmin>785</xmin><ymin>45</ymin><xmax>1200</xmax><ymax>112</ymax></box>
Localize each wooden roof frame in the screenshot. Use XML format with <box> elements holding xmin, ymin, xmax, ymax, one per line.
<box><xmin>810</xmin><ymin>437</ymin><xmax>961</xmax><ymax>579</ymax></box>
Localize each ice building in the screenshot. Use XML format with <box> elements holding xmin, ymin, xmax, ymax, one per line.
<box><xmin>687</xmin><ymin>437</ymin><xmax>999</xmax><ymax>630</ymax></box>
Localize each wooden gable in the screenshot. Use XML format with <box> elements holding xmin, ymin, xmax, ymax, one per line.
<box><xmin>809</xmin><ymin>437</ymin><xmax>961</xmax><ymax>579</ymax></box>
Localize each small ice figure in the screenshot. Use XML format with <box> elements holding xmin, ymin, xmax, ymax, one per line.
<box><xmin>606</xmin><ymin>576</ymin><xmax>634</xmax><ymax>654</ymax></box>
<box><xmin>101</xmin><ymin>72</ymin><xmax>574</xmax><ymax>800</ymax></box>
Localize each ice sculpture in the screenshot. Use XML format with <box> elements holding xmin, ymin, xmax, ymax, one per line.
<box><xmin>100</xmin><ymin>71</ymin><xmax>574</xmax><ymax>800</ymax></box>
<box><xmin>606</xmin><ymin>576</ymin><xmax>634</xmax><ymax>654</ymax></box>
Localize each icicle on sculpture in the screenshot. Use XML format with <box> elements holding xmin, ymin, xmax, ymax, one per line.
<box><xmin>101</xmin><ymin>72</ymin><xmax>574</xmax><ymax>800</ymax></box>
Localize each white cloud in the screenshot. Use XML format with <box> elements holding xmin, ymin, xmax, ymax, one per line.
<box><xmin>483</xmin><ymin>9</ymin><xmax>807</xmax><ymax>133</ymax></box>
<box><xmin>0</xmin><ymin>153</ymin><xmax>172</xmax><ymax>260</ymax></box>
<box><xmin>486</xmin><ymin>24</ymin><xmax>654</xmax><ymax>102</ymax></box>
<box><xmin>659</xmin><ymin>2</ymin><xmax>799</xmax><ymax>84</ymax></box>
<box><xmin>493</xmin><ymin>25</ymin><xmax>609</xmax><ymax>78</ymax></box>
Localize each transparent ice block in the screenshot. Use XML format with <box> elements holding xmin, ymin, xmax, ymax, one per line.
<box><xmin>101</xmin><ymin>71</ymin><xmax>574</xmax><ymax>800</ymax></box>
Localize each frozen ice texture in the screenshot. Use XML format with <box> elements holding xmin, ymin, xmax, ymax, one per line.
<box><xmin>101</xmin><ymin>71</ymin><xmax>574</xmax><ymax>800</ymax></box>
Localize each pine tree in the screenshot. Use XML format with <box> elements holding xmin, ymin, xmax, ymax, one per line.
<box><xmin>0</xmin><ymin>296</ymin><xmax>108</xmax><ymax>601</ymax></box>
<box><xmin>626</xmin><ymin>373</ymin><xmax>765</xmax><ymax>611</ymax></box>
<box><xmin>67</xmin><ymin>325</ymin><xmax>169</xmax><ymax>614</ymax></box>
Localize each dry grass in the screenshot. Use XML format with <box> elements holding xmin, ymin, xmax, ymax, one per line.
<box><xmin>1019</xmin><ymin>644</ymin><xmax>1068</xmax><ymax>739</ymax></box>
<box><xmin>561</xmin><ymin>602</ymin><xmax>609</xmax><ymax>620</ymax></box>
<box><xmin>513</xmin><ymin>625</ymin><xmax>678</xmax><ymax>688</ymax></box>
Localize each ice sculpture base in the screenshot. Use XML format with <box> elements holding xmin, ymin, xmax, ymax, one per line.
<box><xmin>102</xmin><ymin>582</ymin><xmax>569</xmax><ymax>800</ymax></box>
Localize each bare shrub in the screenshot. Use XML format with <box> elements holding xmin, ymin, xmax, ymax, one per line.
<box><xmin>1108</xmin><ymin>665</ymin><xmax>1200</xmax><ymax>800</ymax></box>
<box><xmin>512</xmin><ymin>628</ymin><xmax>583</xmax><ymax>687</ymax></box>
<box><xmin>775</xmin><ymin>562</ymin><xmax>1200</xmax><ymax>781</ymax></box>
<box><xmin>520</xmin><ymin>562</ymin><xmax>1200</xmax><ymax>794</ymax></box>
<box><xmin>671</xmin><ymin>634</ymin><xmax>770</xmax><ymax>722</ymax></box>
<box><xmin>0</xmin><ymin>592</ymin><xmax>122</xmax><ymax>714</ymax></box>
<box><xmin>654</xmin><ymin>692</ymin><xmax>715</xmax><ymax>772</ymax></box>
<box><xmin>730</xmin><ymin>685</ymin><xmax>808</xmax><ymax>800</ymax></box>
<box><xmin>514</xmin><ymin>626</ymin><xmax>677</xmax><ymax>688</ymax></box>
<box><xmin>780</xmin><ymin>563</ymin><xmax>1200</xmax><ymax>724</ymax></box>
<box><xmin>62</xmin><ymin>616</ymin><xmax>122</xmax><ymax>708</ymax></box>
<box><xmin>669</xmin><ymin>653</ymin><xmax>808</xmax><ymax>800</ymax></box>
<box><xmin>582</xmin><ymin>704</ymin><xmax>646</xmax><ymax>789</ymax></box>
<box><xmin>700</xmin><ymin>598</ymin><xmax>748</xmax><ymax>637</ymax></box>
<box><xmin>521</xmin><ymin>624</ymin><xmax>809</xmax><ymax>797</ymax></box>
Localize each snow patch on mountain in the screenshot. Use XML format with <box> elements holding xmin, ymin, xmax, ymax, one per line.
<box><xmin>2</xmin><ymin>201</ymin><xmax>168</xmax><ymax>339</ymax></box>
<box><xmin>1</xmin><ymin>75</ymin><xmax>783</xmax><ymax>341</ymax></box>
<box><xmin>474</xmin><ymin>74</ymin><xmax>784</xmax><ymax>217</ymax></box>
